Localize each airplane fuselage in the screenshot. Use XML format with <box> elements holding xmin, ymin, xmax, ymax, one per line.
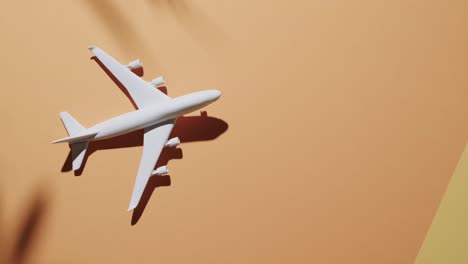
<box><xmin>82</xmin><ymin>89</ymin><xmax>221</xmax><ymax>141</ymax></box>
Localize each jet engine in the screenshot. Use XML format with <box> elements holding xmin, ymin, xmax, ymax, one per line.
<box><xmin>151</xmin><ymin>166</ymin><xmax>169</xmax><ymax>176</ymax></box>
<box><xmin>127</xmin><ymin>59</ymin><xmax>142</xmax><ymax>70</ymax></box>
<box><xmin>150</xmin><ymin>76</ymin><xmax>165</xmax><ymax>87</ymax></box>
<box><xmin>165</xmin><ymin>137</ymin><xmax>180</xmax><ymax>147</ymax></box>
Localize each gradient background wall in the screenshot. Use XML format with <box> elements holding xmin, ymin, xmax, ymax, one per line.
<box><xmin>1</xmin><ymin>1</ymin><xmax>468</xmax><ymax>263</ymax></box>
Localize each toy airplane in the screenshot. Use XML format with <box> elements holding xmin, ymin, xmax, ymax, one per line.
<box><xmin>53</xmin><ymin>46</ymin><xmax>222</xmax><ymax>211</ymax></box>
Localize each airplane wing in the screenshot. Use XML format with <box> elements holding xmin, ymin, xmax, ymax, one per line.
<box><xmin>128</xmin><ymin>119</ymin><xmax>176</xmax><ymax>211</ymax></box>
<box><xmin>88</xmin><ymin>46</ymin><xmax>170</xmax><ymax>109</ymax></box>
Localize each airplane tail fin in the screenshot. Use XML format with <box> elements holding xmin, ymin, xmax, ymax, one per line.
<box><xmin>56</xmin><ymin>112</ymin><xmax>89</xmax><ymax>171</ymax></box>
<box><xmin>60</xmin><ymin>112</ymin><xmax>85</xmax><ymax>136</ymax></box>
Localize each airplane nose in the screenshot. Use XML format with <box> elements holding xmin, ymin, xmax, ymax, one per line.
<box><xmin>209</xmin><ymin>90</ymin><xmax>222</xmax><ymax>101</ymax></box>
<box><xmin>213</xmin><ymin>90</ymin><xmax>222</xmax><ymax>99</ymax></box>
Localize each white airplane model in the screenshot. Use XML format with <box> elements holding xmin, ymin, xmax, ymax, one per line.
<box><xmin>53</xmin><ymin>47</ymin><xmax>222</xmax><ymax>211</ymax></box>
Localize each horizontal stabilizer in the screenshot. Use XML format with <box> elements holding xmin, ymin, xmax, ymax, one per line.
<box><xmin>60</xmin><ymin>112</ymin><xmax>85</xmax><ymax>136</ymax></box>
<box><xmin>71</xmin><ymin>141</ymin><xmax>89</xmax><ymax>171</ymax></box>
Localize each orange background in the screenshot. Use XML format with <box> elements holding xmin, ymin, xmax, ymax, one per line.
<box><xmin>1</xmin><ymin>1</ymin><xmax>468</xmax><ymax>263</ymax></box>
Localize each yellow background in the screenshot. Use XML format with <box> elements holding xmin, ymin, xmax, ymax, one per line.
<box><xmin>1</xmin><ymin>1</ymin><xmax>468</xmax><ymax>263</ymax></box>
<box><xmin>416</xmin><ymin>145</ymin><xmax>468</xmax><ymax>263</ymax></box>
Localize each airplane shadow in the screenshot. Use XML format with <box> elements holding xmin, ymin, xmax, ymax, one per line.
<box><xmin>61</xmin><ymin>112</ymin><xmax>228</xmax><ymax>225</ymax></box>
